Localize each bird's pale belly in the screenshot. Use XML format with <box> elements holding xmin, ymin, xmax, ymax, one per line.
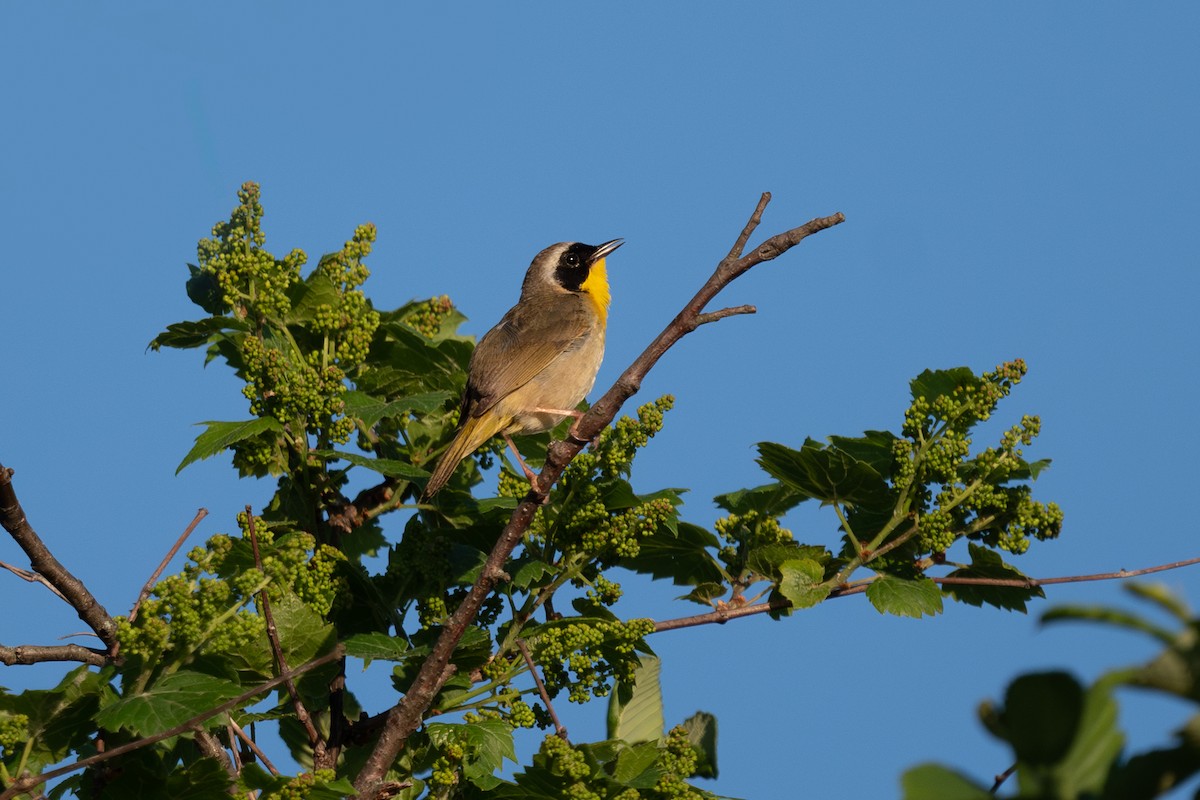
<box><xmin>499</xmin><ymin>327</ymin><xmax>605</xmax><ymax>435</ymax></box>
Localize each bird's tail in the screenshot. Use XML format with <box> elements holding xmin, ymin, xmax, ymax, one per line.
<box><xmin>422</xmin><ymin>412</ymin><xmax>508</xmax><ymax>499</ymax></box>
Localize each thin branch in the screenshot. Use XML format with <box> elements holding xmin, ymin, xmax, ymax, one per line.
<box><xmin>352</xmin><ymin>198</ymin><xmax>845</xmax><ymax>798</ymax></box>
<box><xmin>0</xmin><ymin>642</ymin><xmax>108</xmax><ymax>667</ymax></box>
<box><xmin>228</xmin><ymin>714</ymin><xmax>280</xmax><ymax>776</ymax></box>
<box><xmin>0</xmin><ymin>645</ymin><xmax>345</xmax><ymax>800</ymax></box>
<box><xmin>193</xmin><ymin>727</ymin><xmax>235</xmax><ymax>778</ymax></box>
<box><xmin>0</xmin><ymin>464</ymin><xmax>118</xmax><ymax>648</ymax></box>
<box><xmin>246</xmin><ymin>507</ymin><xmax>323</xmax><ymax>753</ymax></box>
<box><xmin>128</xmin><ymin>508</ymin><xmax>208</xmax><ymax>623</ymax></box>
<box><xmin>694</xmin><ymin>304</ymin><xmax>756</xmax><ymax>326</ymax></box>
<box><xmin>650</xmin><ymin>555</ymin><xmax>1200</xmax><ymax>633</ymax></box>
<box><xmin>517</xmin><ymin>639</ymin><xmax>567</xmax><ymax>740</ymax></box>
<box><xmin>0</xmin><ymin>559</ymin><xmax>67</xmax><ymax>602</ymax></box>
<box><xmin>990</xmin><ymin>762</ymin><xmax>1017</xmax><ymax>794</ymax></box>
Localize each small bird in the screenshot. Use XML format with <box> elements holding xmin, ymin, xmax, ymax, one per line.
<box><xmin>422</xmin><ymin>238</ymin><xmax>623</xmax><ymax>499</ymax></box>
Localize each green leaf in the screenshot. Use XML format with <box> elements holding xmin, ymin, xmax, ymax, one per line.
<box><xmin>313</xmin><ymin>448</ymin><xmax>429</xmax><ymax>479</ymax></box>
<box><xmin>910</xmin><ymin>367</ymin><xmax>981</xmax><ymax>405</ymax></box>
<box><xmin>608</xmin><ymin>654</ymin><xmax>665</xmax><ymax>744</ymax></box>
<box><xmin>1040</xmin><ymin>605</ymin><xmax>1177</xmax><ymax>647</ymax></box>
<box><xmin>680</xmin><ymin>582</ymin><xmax>727</xmax><ymax>606</ymax></box>
<box><xmin>343</xmin><ymin>633</ymin><xmax>411</xmax><ymax>665</ymax></box>
<box><xmin>943</xmin><ymin>544</ymin><xmax>1044</xmax><ymax>613</ymax></box>
<box><xmin>1001</xmin><ymin>672</ymin><xmax>1085</xmax><ymax>767</ymax></box>
<box><xmin>95</xmin><ymin>671</ymin><xmax>244</xmax><ymax>736</ymax></box>
<box><xmin>176</xmin><ymin>418</ymin><xmax>284</xmax><ymax>474</ymax></box>
<box><xmin>757</xmin><ymin>440</ymin><xmax>890</xmax><ymax>508</ymax></box>
<box><xmin>900</xmin><ymin>764</ymin><xmax>991</xmax><ymax>799</ymax></box>
<box><xmin>827</xmin><ymin>430</ymin><xmax>899</xmax><ymax>476</ymax></box>
<box><xmin>185</xmin><ymin>263</ymin><xmax>227</xmax><ymax>315</ymax></box>
<box><xmin>777</xmin><ymin>559</ymin><xmax>831</xmax><ymax>610</ymax></box>
<box><xmin>342</xmin><ymin>389</ymin><xmax>454</xmax><ymax>427</ymax></box>
<box><xmin>286</xmin><ymin>271</ymin><xmax>341</xmax><ymax>324</ymax></box>
<box><xmin>267</xmin><ymin>591</ymin><xmax>339</xmax><ymax>668</ymax></box>
<box><xmin>1124</xmin><ymin>581</ymin><xmax>1191</xmax><ymax>622</ymax></box>
<box><xmin>510</xmin><ymin>556</ymin><xmax>555</xmax><ymax>590</ymax></box>
<box><xmin>714</xmin><ymin>482</ymin><xmax>807</xmax><ymax>516</ymax></box>
<box><xmin>747</xmin><ymin>543</ymin><xmax>829</xmax><ymax>582</ymax></box>
<box><xmin>682</xmin><ymin>711</ymin><xmax>719</xmax><ymax>779</ymax></box>
<box><xmin>427</xmin><ymin>720</ymin><xmax>517</xmax><ymax>789</ymax></box>
<box><xmin>622</xmin><ymin>522</ymin><xmax>726</xmax><ymax>587</ymax></box>
<box><xmin>1051</xmin><ymin>681</ymin><xmax>1123</xmax><ymax>798</ymax></box>
<box><xmin>149</xmin><ymin>316</ymin><xmax>245</xmax><ymax>351</ymax></box>
<box><xmin>866</xmin><ymin>576</ymin><xmax>943</xmax><ymax>618</ymax></box>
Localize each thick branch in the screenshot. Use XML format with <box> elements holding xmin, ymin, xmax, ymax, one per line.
<box><xmin>0</xmin><ymin>464</ymin><xmax>118</xmax><ymax>649</ymax></box>
<box><xmin>352</xmin><ymin>196</ymin><xmax>845</xmax><ymax>797</ymax></box>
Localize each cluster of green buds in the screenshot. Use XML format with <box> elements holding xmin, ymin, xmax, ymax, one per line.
<box><xmin>533</xmin><ymin>618</ymin><xmax>655</xmax><ymax>704</ymax></box>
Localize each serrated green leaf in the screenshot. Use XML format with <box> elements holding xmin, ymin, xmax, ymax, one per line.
<box><xmin>714</xmin><ymin>482</ymin><xmax>807</xmax><ymax>516</ymax></box>
<box><xmin>747</xmin><ymin>543</ymin><xmax>829</xmax><ymax>582</ymax></box>
<box><xmin>622</xmin><ymin>522</ymin><xmax>726</xmax><ymax>587</ymax></box>
<box><xmin>682</xmin><ymin>711</ymin><xmax>718</xmax><ymax>779</ymax></box>
<box><xmin>312</xmin><ymin>448</ymin><xmax>429</xmax><ymax>479</ymax></box>
<box><xmin>608</xmin><ymin>654</ymin><xmax>664</xmax><ymax>744</ymax></box>
<box><xmin>757</xmin><ymin>440</ymin><xmax>890</xmax><ymax>507</ymax></box>
<box><xmin>828</xmin><ymin>430</ymin><xmax>899</xmax><ymax>476</ymax></box>
<box><xmin>176</xmin><ymin>418</ymin><xmax>284</xmax><ymax>474</ymax></box>
<box><xmin>612</xmin><ymin>742</ymin><xmax>663</xmax><ymax>786</ymax></box>
<box><xmin>342</xmin><ymin>389</ymin><xmax>454</xmax><ymax>427</ymax></box>
<box><xmin>910</xmin><ymin>367</ymin><xmax>981</xmax><ymax>405</ymax></box>
<box><xmin>866</xmin><ymin>576</ymin><xmax>943</xmax><ymax>618</ymax></box>
<box><xmin>510</xmin><ymin>556</ymin><xmax>555</xmax><ymax>589</ymax></box>
<box><xmin>268</xmin><ymin>591</ymin><xmax>338</xmax><ymax>667</ymax></box>
<box><xmin>427</xmin><ymin>720</ymin><xmax>516</xmax><ymax>788</ymax></box>
<box><xmin>95</xmin><ymin>671</ymin><xmax>244</xmax><ymax>736</ymax></box>
<box><xmin>149</xmin><ymin>316</ymin><xmax>245</xmax><ymax>351</ymax></box>
<box><xmin>777</xmin><ymin>559</ymin><xmax>831</xmax><ymax>610</ymax></box>
<box><xmin>900</xmin><ymin>764</ymin><xmax>991</xmax><ymax>799</ymax></box>
<box><xmin>343</xmin><ymin>633</ymin><xmax>412</xmax><ymax>665</ymax></box>
<box><xmin>943</xmin><ymin>543</ymin><xmax>1043</xmax><ymax>613</ymax></box>
<box><xmin>680</xmin><ymin>582</ymin><xmax>727</xmax><ymax>606</ymax></box>
<box><xmin>286</xmin><ymin>271</ymin><xmax>342</xmax><ymax>324</ymax></box>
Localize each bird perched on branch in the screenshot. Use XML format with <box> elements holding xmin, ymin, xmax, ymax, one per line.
<box><xmin>422</xmin><ymin>238</ymin><xmax>624</xmax><ymax>498</ymax></box>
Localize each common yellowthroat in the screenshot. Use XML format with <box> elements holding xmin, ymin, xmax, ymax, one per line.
<box><xmin>422</xmin><ymin>239</ymin><xmax>623</xmax><ymax>498</ymax></box>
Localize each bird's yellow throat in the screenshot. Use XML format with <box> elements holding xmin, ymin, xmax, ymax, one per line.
<box><xmin>581</xmin><ymin>258</ymin><xmax>610</xmax><ymax>326</ymax></box>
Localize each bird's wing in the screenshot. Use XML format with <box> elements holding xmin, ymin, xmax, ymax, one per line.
<box><xmin>464</xmin><ymin>298</ymin><xmax>591</xmax><ymax>418</ymax></box>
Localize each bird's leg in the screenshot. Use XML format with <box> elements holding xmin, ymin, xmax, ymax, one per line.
<box><xmin>503</xmin><ymin>434</ymin><xmax>538</xmax><ymax>483</ymax></box>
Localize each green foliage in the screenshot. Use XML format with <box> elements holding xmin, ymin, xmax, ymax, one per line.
<box><xmin>2</xmin><ymin>184</ymin><xmax>1075</xmax><ymax>799</ymax></box>
<box><xmin>903</xmin><ymin>583</ymin><xmax>1200</xmax><ymax>799</ymax></box>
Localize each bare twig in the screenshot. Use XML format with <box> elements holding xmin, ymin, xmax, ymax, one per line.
<box><xmin>0</xmin><ymin>463</ymin><xmax>118</xmax><ymax>649</ymax></box>
<box><xmin>246</xmin><ymin>506</ymin><xmax>324</xmax><ymax>755</ymax></box>
<box><xmin>128</xmin><ymin>508</ymin><xmax>208</xmax><ymax>623</ymax></box>
<box><xmin>193</xmin><ymin>727</ymin><xmax>235</xmax><ymax>778</ymax></box>
<box><xmin>228</xmin><ymin>714</ymin><xmax>280</xmax><ymax>776</ymax></box>
<box><xmin>990</xmin><ymin>762</ymin><xmax>1017</xmax><ymax>794</ymax></box>
<box><xmin>0</xmin><ymin>559</ymin><xmax>68</xmax><ymax>602</ymax></box>
<box><xmin>352</xmin><ymin>197</ymin><xmax>845</xmax><ymax>798</ymax></box>
<box><xmin>0</xmin><ymin>642</ymin><xmax>108</xmax><ymax>667</ymax></box>
<box><xmin>695</xmin><ymin>304</ymin><xmax>756</xmax><ymax>326</ymax></box>
<box><xmin>0</xmin><ymin>645</ymin><xmax>345</xmax><ymax>800</ymax></box>
<box><xmin>517</xmin><ymin>639</ymin><xmax>567</xmax><ymax>740</ymax></box>
<box><xmin>651</xmin><ymin>555</ymin><xmax>1200</xmax><ymax>633</ymax></box>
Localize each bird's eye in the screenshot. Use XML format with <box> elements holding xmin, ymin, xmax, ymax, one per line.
<box><xmin>564</xmin><ymin>252</ymin><xmax>581</xmax><ymax>268</ymax></box>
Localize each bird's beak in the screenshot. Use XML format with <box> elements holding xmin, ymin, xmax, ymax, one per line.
<box><xmin>589</xmin><ymin>238</ymin><xmax>624</xmax><ymax>264</ymax></box>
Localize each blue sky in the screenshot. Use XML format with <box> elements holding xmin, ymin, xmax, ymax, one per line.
<box><xmin>3</xmin><ymin>4</ymin><xmax>1199</xmax><ymax>797</ymax></box>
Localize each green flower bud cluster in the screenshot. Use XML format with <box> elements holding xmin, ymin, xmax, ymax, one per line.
<box><xmin>507</xmin><ymin>698</ymin><xmax>537</xmax><ymax>728</ymax></box>
<box><xmin>713</xmin><ymin>510</ymin><xmax>794</xmax><ymax>569</ymax></box>
<box><xmin>584</xmin><ymin>573</ymin><xmax>623</xmax><ymax>606</ymax></box>
<box><xmin>116</xmin><ymin>520</ymin><xmax>347</xmax><ymax>664</ymax></box>
<box><xmin>196</xmin><ymin>182</ymin><xmax>306</xmax><ymax>321</ymax></box>
<box><xmin>534</xmin><ymin>618</ymin><xmax>655</xmax><ymax>704</ymax></box>
<box><xmin>272</xmin><ymin>768</ymin><xmax>338</xmax><ymax>800</ymax></box>
<box><xmin>0</xmin><ymin>711</ymin><xmax>29</xmax><ymax>754</ymax></box>
<box><xmin>587</xmin><ymin>396</ymin><xmax>675</xmax><ymax>479</ymax></box>
<box><xmin>537</xmin><ymin>734</ymin><xmax>594</xmax><ymax>783</ymax></box>
<box><xmin>893</xmin><ymin>361</ymin><xmax>1061</xmax><ymax>557</ymax></box>
<box><xmin>312</xmin><ymin>224</ymin><xmax>382</xmax><ymax>367</ymax></box>
<box><xmin>402</xmin><ymin>295</ymin><xmax>456</xmax><ymax>339</ymax></box>
<box><xmin>240</xmin><ymin>334</ymin><xmax>354</xmax><ymax>444</ymax></box>
<box><xmin>497</xmin><ymin>466</ymin><xmax>531</xmax><ymax>498</ymax></box>
<box><xmin>579</xmin><ymin>499</ymin><xmax>675</xmax><ymax>561</ymax></box>
<box><xmin>645</xmin><ymin>726</ymin><xmax>708</xmax><ymax>800</ymax></box>
<box><xmin>418</xmin><ymin>594</ymin><xmax>449</xmax><ymax>629</ymax></box>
